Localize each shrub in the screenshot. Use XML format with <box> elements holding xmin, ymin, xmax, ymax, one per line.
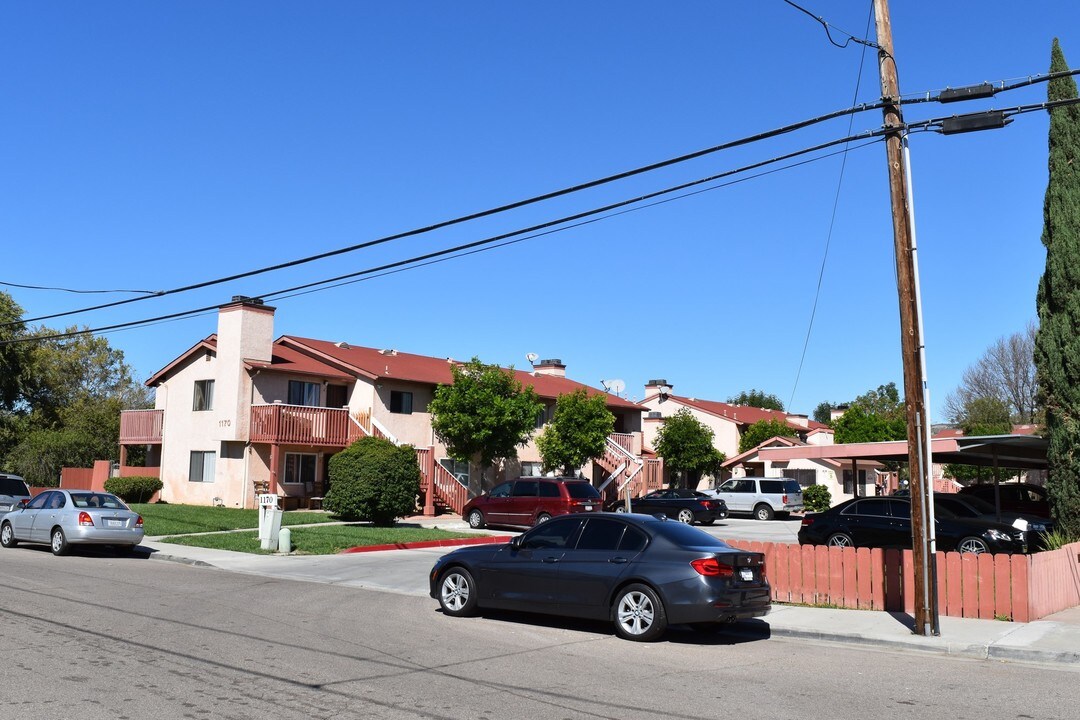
<box><xmin>324</xmin><ymin>436</ymin><xmax>421</xmax><ymax>526</ymax></box>
<box><xmin>104</xmin><ymin>476</ymin><xmax>163</xmax><ymax>503</ymax></box>
<box><xmin>803</xmin><ymin>484</ymin><xmax>832</xmax><ymax>513</ymax></box>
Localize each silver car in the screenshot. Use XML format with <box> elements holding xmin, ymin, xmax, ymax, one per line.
<box><xmin>0</xmin><ymin>489</ymin><xmax>144</xmax><ymax>556</ymax></box>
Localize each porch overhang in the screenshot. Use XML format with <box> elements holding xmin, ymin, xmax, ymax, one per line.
<box><xmin>759</xmin><ymin>434</ymin><xmax>1048</xmax><ymax>470</ymax></box>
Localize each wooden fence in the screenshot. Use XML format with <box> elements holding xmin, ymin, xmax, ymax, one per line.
<box><xmin>726</xmin><ymin>540</ymin><xmax>1080</xmax><ymax>622</ymax></box>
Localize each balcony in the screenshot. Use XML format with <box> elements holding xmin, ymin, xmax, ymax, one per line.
<box><xmin>250</xmin><ymin>404</ymin><xmax>358</xmax><ymax>447</ymax></box>
<box><xmin>120</xmin><ymin>409</ymin><xmax>164</xmax><ymax>444</ymax></box>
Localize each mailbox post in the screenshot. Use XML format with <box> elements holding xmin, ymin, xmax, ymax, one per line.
<box><xmin>257</xmin><ymin>493</ymin><xmax>282</xmax><ymax>551</ymax></box>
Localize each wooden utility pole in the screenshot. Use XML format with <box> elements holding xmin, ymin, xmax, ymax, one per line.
<box><xmin>873</xmin><ymin>0</ymin><xmax>939</xmax><ymax>636</ymax></box>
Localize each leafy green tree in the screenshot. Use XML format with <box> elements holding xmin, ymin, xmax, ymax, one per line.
<box><xmin>536</xmin><ymin>389</ymin><xmax>614</xmax><ymax>476</ymax></box>
<box><xmin>654</xmin><ymin>409</ymin><xmax>725</xmax><ymax>488</ymax></box>
<box><xmin>1035</xmin><ymin>39</ymin><xmax>1080</xmax><ymax>537</ymax></box>
<box><xmin>738</xmin><ymin>418</ymin><xmax>798</xmax><ymax>453</ymax></box>
<box><xmin>832</xmin><ymin>405</ymin><xmax>906</xmax><ymax>444</ymax></box>
<box><xmin>803</xmin><ymin>484</ymin><xmax>832</xmax><ymax>512</ymax></box>
<box><xmin>0</xmin><ymin>292</ymin><xmax>29</xmax><ymax>412</ymax></box>
<box><xmin>727</xmin><ymin>389</ymin><xmax>784</xmax><ymax>411</ymax></box>
<box><xmin>324</xmin><ymin>436</ymin><xmax>421</xmax><ymax>526</ymax></box>
<box><xmin>850</xmin><ymin>382</ymin><xmax>905</xmax><ymax>420</ymax></box>
<box><xmin>813</xmin><ymin>401</ymin><xmax>835</xmax><ymax>425</ymax></box>
<box><xmin>429</xmin><ymin>357</ymin><xmax>543</xmax><ymax>492</ymax></box>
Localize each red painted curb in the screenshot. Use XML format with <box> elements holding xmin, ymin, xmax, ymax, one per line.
<box><xmin>339</xmin><ymin>535</ymin><xmax>513</xmax><ymax>554</ymax></box>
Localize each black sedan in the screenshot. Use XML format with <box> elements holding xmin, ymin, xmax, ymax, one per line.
<box><xmin>609</xmin><ymin>489</ymin><xmax>727</xmax><ymax>525</ymax></box>
<box><xmin>429</xmin><ymin>513</ymin><xmax>770</xmax><ymax>641</ymax></box>
<box><xmin>798</xmin><ymin>496</ymin><xmax>1027</xmax><ymax>554</ymax></box>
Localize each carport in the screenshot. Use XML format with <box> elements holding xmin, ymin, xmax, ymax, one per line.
<box><xmin>759</xmin><ymin>434</ymin><xmax>1049</xmax><ymax>520</ymax></box>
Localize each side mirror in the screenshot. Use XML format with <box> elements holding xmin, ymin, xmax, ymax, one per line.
<box><xmin>18</xmin><ymin>498</ymin><xmax>29</xmax><ymax>508</ymax></box>
<box><xmin>510</xmin><ymin>536</ymin><xmax>523</xmax><ymax>551</ymax></box>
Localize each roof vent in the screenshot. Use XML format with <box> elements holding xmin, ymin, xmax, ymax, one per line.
<box><xmin>379</xmin><ymin>348</ymin><xmax>397</xmax><ymax>356</ymax></box>
<box><xmin>335</xmin><ymin>341</ymin><xmax>350</xmax><ymax>349</ymax></box>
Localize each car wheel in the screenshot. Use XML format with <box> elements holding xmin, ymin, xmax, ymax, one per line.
<box><xmin>958</xmin><ymin>536</ymin><xmax>989</xmax><ymax>554</ymax></box>
<box><xmin>0</xmin><ymin>522</ymin><xmax>17</xmax><ymax>548</ymax></box>
<box><xmin>535</xmin><ymin>513</ymin><xmax>552</xmax><ymax>525</ymax></box>
<box><xmin>51</xmin><ymin>527</ymin><xmax>70</xmax><ymax>556</ymax></box>
<box><xmin>826</xmin><ymin>532</ymin><xmax>854</xmax><ymax>548</ymax></box>
<box><xmin>613</xmin><ymin>583</ymin><xmax>667</xmax><ymax>642</ymax></box>
<box><xmin>614</xmin><ymin>505</ymin><xmax>628</xmax><ymax>513</ymax></box>
<box><xmin>437</xmin><ymin>567</ymin><xmax>478</xmax><ymax>617</ymax></box>
<box><xmin>677</xmin><ymin>508</ymin><xmax>695</xmax><ymax>524</ymax></box>
<box><xmin>754</xmin><ymin>504</ymin><xmax>775</xmax><ymax>521</ymax></box>
<box><xmin>466</xmin><ymin>509</ymin><xmax>485</xmax><ymax>529</ymax></box>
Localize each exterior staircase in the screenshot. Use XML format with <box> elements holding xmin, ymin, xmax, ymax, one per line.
<box><xmin>595</xmin><ymin>433</ymin><xmax>661</xmax><ymax>507</ymax></box>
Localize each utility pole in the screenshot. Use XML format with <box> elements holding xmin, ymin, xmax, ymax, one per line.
<box><xmin>873</xmin><ymin>0</ymin><xmax>939</xmax><ymax>636</ymax></box>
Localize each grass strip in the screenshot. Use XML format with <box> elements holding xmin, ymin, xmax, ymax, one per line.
<box><xmin>159</xmin><ymin>523</ymin><xmax>477</xmax><ymax>555</ymax></box>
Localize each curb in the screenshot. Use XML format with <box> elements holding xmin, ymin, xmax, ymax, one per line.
<box><xmin>339</xmin><ymin>535</ymin><xmax>514</xmax><ymax>554</ymax></box>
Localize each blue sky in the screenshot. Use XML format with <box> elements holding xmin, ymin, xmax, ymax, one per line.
<box><xmin>2</xmin><ymin>2</ymin><xmax>1077</xmax><ymax>418</ymax></box>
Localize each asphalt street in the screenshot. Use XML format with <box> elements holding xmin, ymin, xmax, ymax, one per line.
<box><xmin>1</xmin><ymin>546</ymin><xmax>1076</xmax><ymax>720</ymax></box>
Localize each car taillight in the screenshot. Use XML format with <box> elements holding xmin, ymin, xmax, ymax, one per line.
<box><xmin>690</xmin><ymin>557</ymin><xmax>734</xmax><ymax>577</ymax></box>
<box><xmin>78</xmin><ymin>512</ymin><xmax>94</xmax><ymax>527</ymax></box>
<box><xmin>800</xmin><ymin>515</ymin><xmax>815</xmax><ymax>527</ymax></box>
<box><xmin>136</xmin><ymin>515</ymin><xmax>144</xmax><ymax>528</ymax></box>
<box><xmin>781</xmin><ymin>494</ymin><xmax>789</xmax><ymax>504</ymax></box>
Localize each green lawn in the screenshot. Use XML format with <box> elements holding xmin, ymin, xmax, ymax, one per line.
<box><xmin>159</xmin><ymin>524</ymin><xmax>478</xmax><ymax>555</ymax></box>
<box><xmin>131</xmin><ymin>503</ymin><xmax>339</xmax><ymax>536</ymax></box>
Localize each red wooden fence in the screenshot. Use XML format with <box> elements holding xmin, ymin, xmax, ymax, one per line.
<box><xmin>726</xmin><ymin>540</ymin><xmax>1080</xmax><ymax>622</ymax></box>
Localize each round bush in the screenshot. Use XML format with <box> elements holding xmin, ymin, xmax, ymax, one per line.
<box><xmin>104</xmin><ymin>476</ymin><xmax>163</xmax><ymax>503</ymax></box>
<box><xmin>803</xmin><ymin>484</ymin><xmax>832</xmax><ymax>513</ymax></box>
<box><xmin>324</xmin><ymin>436</ymin><xmax>421</xmax><ymax>526</ymax></box>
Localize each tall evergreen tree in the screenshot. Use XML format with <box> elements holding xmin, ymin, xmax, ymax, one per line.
<box><xmin>1034</xmin><ymin>39</ymin><xmax>1080</xmax><ymax>538</ymax></box>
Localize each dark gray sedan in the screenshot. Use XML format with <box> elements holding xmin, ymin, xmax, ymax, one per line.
<box><xmin>430</xmin><ymin>512</ymin><xmax>770</xmax><ymax>641</ymax></box>
<box><xmin>0</xmin><ymin>489</ymin><xmax>144</xmax><ymax>556</ymax></box>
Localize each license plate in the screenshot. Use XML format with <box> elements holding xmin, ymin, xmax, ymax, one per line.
<box><xmin>107</xmin><ymin>519</ymin><xmax>124</xmax><ymax>528</ymax></box>
<box><xmin>584</xmin><ymin>505</ymin><xmax>593</xmax><ymax>511</ymax></box>
<box><xmin>739</xmin><ymin>568</ymin><xmax>754</xmax><ymax>582</ymax></box>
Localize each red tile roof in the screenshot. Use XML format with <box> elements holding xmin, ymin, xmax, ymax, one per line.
<box><xmin>660</xmin><ymin>394</ymin><xmax>831</xmax><ymax>432</ymax></box>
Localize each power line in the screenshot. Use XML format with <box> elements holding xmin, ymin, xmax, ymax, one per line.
<box><xmin>0</xmin><ymin>132</ymin><xmax>886</xmax><ymax>346</ymax></box>
<box><xmin>0</xmin><ymin>280</ymin><xmax>162</xmax><ymax>296</ymax></box>
<box><xmin>789</xmin><ymin>0</ymin><xmax>876</xmax><ymax>411</ymax></box>
<box><xmin>781</xmin><ymin>0</ymin><xmax>881</xmax><ymax>50</ymax></box>
<box><xmin>2</xmin><ymin>100</ymin><xmax>897</xmax><ymax>329</ymax></box>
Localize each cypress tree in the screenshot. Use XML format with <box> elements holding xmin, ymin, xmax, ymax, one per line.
<box><xmin>1034</xmin><ymin>39</ymin><xmax>1080</xmax><ymax>538</ymax></box>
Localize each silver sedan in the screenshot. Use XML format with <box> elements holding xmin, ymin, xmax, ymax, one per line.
<box><xmin>0</xmin><ymin>489</ymin><xmax>144</xmax><ymax>556</ymax></box>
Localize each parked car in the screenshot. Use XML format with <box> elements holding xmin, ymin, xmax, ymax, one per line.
<box><xmin>0</xmin><ymin>473</ymin><xmax>32</xmax><ymax>515</ymax></box>
<box><xmin>708</xmin><ymin>477</ymin><xmax>804</xmax><ymax>520</ymax></box>
<box><xmin>609</xmin><ymin>488</ymin><xmax>727</xmax><ymax>525</ymax></box>
<box><xmin>957</xmin><ymin>482</ymin><xmax>1051</xmax><ymax>519</ymax></box>
<box><xmin>0</xmin><ymin>489</ymin><xmax>145</xmax><ymax>556</ymax></box>
<box><xmin>430</xmin><ymin>512</ymin><xmax>770</xmax><ymax>641</ymax></box>
<box><xmin>933</xmin><ymin>493</ymin><xmax>1053</xmax><ymax>550</ymax></box>
<box><xmin>797</xmin><ymin>496</ymin><xmax>1027</xmax><ymax>554</ymax></box>
<box><xmin>461</xmin><ymin>477</ymin><xmax>602</xmax><ymax>529</ymax></box>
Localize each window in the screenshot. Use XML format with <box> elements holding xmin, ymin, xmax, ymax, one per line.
<box><xmin>189</xmin><ymin>451</ymin><xmax>216</xmax><ymax>483</ymax></box>
<box><xmin>784</xmin><ymin>469</ymin><xmax>818</xmax><ymax>486</ymax></box>
<box><xmin>440</xmin><ymin>458</ymin><xmax>470</xmax><ymax>483</ymax></box>
<box><xmin>193</xmin><ymin>380</ymin><xmax>214</xmax><ymax>411</ymax></box>
<box><xmin>284</xmin><ymin>453</ymin><xmax>317</xmax><ymax>485</ymax></box>
<box><xmin>521</xmin><ymin>517</ymin><xmax>582</xmax><ymax>550</ymax></box>
<box><xmin>390</xmin><ymin>390</ymin><xmax>413</xmax><ymax>414</ymax></box>
<box><xmin>519</xmin><ymin>462</ymin><xmax>543</xmax><ymax>477</ymax></box>
<box><xmin>534</xmin><ymin>405</ymin><xmax>553</xmax><ymax>429</ymax></box>
<box><xmin>288</xmin><ymin>380</ymin><xmax>321</xmax><ymax>407</ymax></box>
<box><xmin>26</xmin><ymin>493</ymin><xmax>51</xmax><ymax>510</ymax></box>
<box><xmin>538</xmin><ymin>481</ymin><xmax>561</xmax><ymax>498</ymax></box>
<box><xmin>489</xmin><ymin>482</ymin><xmax>512</xmax><ymax>498</ymax></box>
<box><xmin>843</xmin><ymin>469</ymin><xmax>869</xmax><ymax>495</ymax></box>
<box><xmin>512</xmin><ymin>480</ymin><xmax>539</xmax><ymax>497</ymax></box>
<box><xmin>619</xmin><ymin>526</ymin><xmax>649</xmax><ymax>552</ymax></box>
<box><xmin>576</xmin><ymin>518</ymin><xmax>626</xmax><ymax>551</ymax></box>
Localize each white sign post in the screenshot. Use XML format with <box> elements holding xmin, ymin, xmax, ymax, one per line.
<box><xmin>257</xmin><ymin>494</ymin><xmax>282</xmax><ymax>551</ymax></box>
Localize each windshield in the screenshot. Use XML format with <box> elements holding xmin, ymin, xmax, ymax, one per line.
<box><xmin>565</xmin><ymin>483</ymin><xmax>601</xmax><ymax>499</ymax></box>
<box><xmin>0</xmin><ymin>477</ymin><xmax>29</xmax><ymax>496</ymax></box>
<box><xmin>69</xmin><ymin>493</ymin><xmax>129</xmax><ymax>510</ymax></box>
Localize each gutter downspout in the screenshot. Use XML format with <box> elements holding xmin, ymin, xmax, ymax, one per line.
<box><xmin>242</xmin><ymin>369</ymin><xmax>260</xmax><ymax>510</ymax></box>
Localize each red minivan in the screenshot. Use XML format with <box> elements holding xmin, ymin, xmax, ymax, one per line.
<box><xmin>462</xmin><ymin>477</ymin><xmax>602</xmax><ymax>529</ymax></box>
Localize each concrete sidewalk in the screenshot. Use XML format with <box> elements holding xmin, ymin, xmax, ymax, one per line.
<box><xmin>140</xmin><ymin>524</ymin><xmax>1080</xmax><ymax>670</ymax></box>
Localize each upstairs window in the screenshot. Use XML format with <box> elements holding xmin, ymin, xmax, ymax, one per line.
<box><xmin>193</xmin><ymin>380</ymin><xmax>214</xmax><ymax>411</ymax></box>
<box><xmin>288</xmin><ymin>380</ymin><xmax>321</xmax><ymax>407</ymax></box>
<box><xmin>390</xmin><ymin>390</ymin><xmax>413</xmax><ymax>414</ymax></box>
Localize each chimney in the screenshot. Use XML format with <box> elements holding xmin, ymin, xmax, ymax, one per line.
<box><xmin>533</xmin><ymin>358</ymin><xmax>566</xmax><ymax>377</ymax></box>
<box><xmin>786</xmin><ymin>414</ymin><xmax>809</xmax><ymax>429</ymax></box>
<box><xmin>645</xmin><ymin>378</ymin><xmax>673</xmax><ymax>400</ymax></box>
<box><xmin>830</xmin><ymin>404</ymin><xmax>849</xmax><ymax>422</ymax></box>
<box><xmin>215</xmin><ymin>297</ymin><xmax>276</xmax><ymax>441</ymax></box>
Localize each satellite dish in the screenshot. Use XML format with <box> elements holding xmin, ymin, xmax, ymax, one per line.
<box><xmin>602</xmin><ymin>379</ymin><xmax>626</xmax><ymax>396</ymax></box>
<box><xmin>526</xmin><ymin>353</ymin><xmax>539</xmax><ymax>365</ymax></box>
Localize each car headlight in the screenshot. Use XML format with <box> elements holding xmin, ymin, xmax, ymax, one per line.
<box><xmin>985</xmin><ymin>529</ymin><xmax>1011</xmax><ymax>542</ymax></box>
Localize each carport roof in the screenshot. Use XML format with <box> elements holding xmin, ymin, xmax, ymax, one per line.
<box><xmin>759</xmin><ymin>434</ymin><xmax>1048</xmax><ymax>470</ymax></box>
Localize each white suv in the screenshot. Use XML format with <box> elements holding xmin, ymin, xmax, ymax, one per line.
<box><xmin>0</xmin><ymin>473</ymin><xmax>31</xmax><ymax>515</ymax></box>
<box><xmin>709</xmin><ymin>477</ymin><xmax>804</xmax><ymax>520</ymax></box>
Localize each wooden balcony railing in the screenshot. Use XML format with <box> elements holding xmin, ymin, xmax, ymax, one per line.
<box><xmin>120</xmin><ymin>409</ymin><xmax>164</xmax><ymax>444</ymax></box>
<box><xmin>250</xmin><ymin>404</ymin><xmax>356</xmax><ymax>447</ymax></box>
